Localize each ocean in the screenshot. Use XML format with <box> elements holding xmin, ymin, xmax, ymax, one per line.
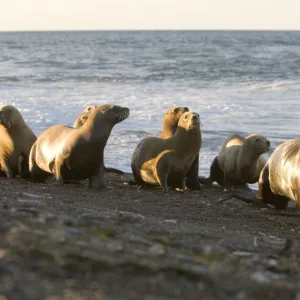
<box><xmin>0</xmin><ymin>31</ymin><xmax>300</xmax><ymax>178</ymax></box>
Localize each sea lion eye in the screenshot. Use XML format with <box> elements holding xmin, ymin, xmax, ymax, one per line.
<box><xmin>184</xmin><ymin>114</ymin><xmax>188</xmax><ymax>119</ymax></box>
<box><xmin>173</xmin><ymin>108</ymin><xmax>179</xmax><ymax>113</ymax></box>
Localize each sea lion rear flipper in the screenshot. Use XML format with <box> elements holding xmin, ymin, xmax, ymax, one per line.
<box><xmin>104</xmin><ymin>166</ymin><xmax>124</xmax><ymax>174</ymax></box>
<box><xmin>199</xmin><ymin>156</ymin><xmax>223</xmax><ymax>186</ymax></box>
<box><xmin>186</xmin><ymin>154</ymin><xmax>201</xmax><ymax>190</ymax></box>
<box><xmin>218</xmin><ymin>189</ymin><xmax>265</xmax><ymax>207</ymax></box>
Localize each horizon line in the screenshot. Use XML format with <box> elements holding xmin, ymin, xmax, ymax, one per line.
<box><xmin>1</xmin><ymin>29</ymin><xmax>300</xmax><ymax>33</ymax></box>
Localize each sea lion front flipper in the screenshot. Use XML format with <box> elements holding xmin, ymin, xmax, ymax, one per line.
<box><xmin>19</xmin><ymin>152</ymin><xmax>30</xmax><ymax>179</ymax></box>
<box><xmin>89</xmin><ymin>157</ymin><xmax>106</xmax><ymax>189</ymax></box>
<box><xmin>1</xmin><ymin>158</ymin><xmax>15</xmax><ymax>178</ymax></box>
<box><xmin>186</xmin><ymin>154</ymin><xmax>201</xmax><ymax>190</ymax></box>
<box><xmin>156</xmin><ymin>162</ymin><xmax>169</xmax><ymax>193</ymax></box>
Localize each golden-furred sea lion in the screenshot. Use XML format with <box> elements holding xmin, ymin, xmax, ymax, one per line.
<box><xmin>72</xmin><ymin>105</ymin><xmax>124</xmax><ymax>175</ymax></box>
<box><xmin>29</xmin><ymin>104</ymin><xmax>129</xmax><ymax>187</ymax></box>
<box><xmin>200</xmin><ymin>133</ymin><xmax>270</xmax><ymax>189</ymax></box>
<box><xmin>0</xmin><ymin>105</ymin><xmax>37</xmax><ymax>178</ymax></box>
<box><xmin>131</xmin><ymin>111</ymin><xmax>202</xmax><ymax>192</ymax></box>
<box><xmin>219</xmin><ymin>139</ymin><xmax>300</xmax><ymax>211</ymax></box>
<box><xmin>160</xmin><ymin>106</ymin><xmax>189</xmax><ymax>138</ymax></box>
<box><xmin>159</xmin><ymin>106</ymin><xmax>201</xmax><ymax>189</ymax></box>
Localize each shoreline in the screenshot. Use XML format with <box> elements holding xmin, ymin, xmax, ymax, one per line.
<box><xmin>0</xmin><ymin>172</ymin><xmax>299</xmax><ymax>299</ymax></box>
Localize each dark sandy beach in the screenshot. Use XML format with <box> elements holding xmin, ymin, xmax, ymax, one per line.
<box><xmin>0</xmin><ymin>172</ymin><xmax>299</xmax><ymax>299</ymax></box>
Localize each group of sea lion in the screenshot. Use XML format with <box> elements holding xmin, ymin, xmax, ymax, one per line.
<box><xmin>0</xmin><ymin>103</ymin><xmax>300</xmax><ymax>212</ymax></box>
<box><xmin>0</xmin><ymin>104</ymin><xmax>129</xmax><ymax>189</ymax></box>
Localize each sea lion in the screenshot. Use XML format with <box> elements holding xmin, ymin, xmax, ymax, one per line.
<box><xmin>131</xmin><ymin>111</ymin><xmax>202</xmax><ymax>192</ymax></box>
<box><xmin>160</xmin><ymin>106</ymin><xmax>189</xmax><ymax>138</ymax></box>
<box><xmin>73</xmin><ymin>105</ymin><xmax>97</xmax><ymax>129</ymax></box>
<box><xmin>29</xmin><ymin>104</ymin><xmax>129</xmax><ymax>187</ymax></box>
<box><xmin>0</xmin><ymin>105</ymin><xmax>37</xmax><ymax>178</ymax></box>
<box><xmin>72</xmin><ymin>105</ymin><xmax>124</xmax><ymax>175</ymax></box>
<box><xmin>220</xmin><ymin>139</ymin><xmax>300</xmax><ymax>211</ymax></box>
<box><xmin>199</xmin><ymin>133</ymin><xmax>270</xmax><ymax>189</ymax></box>
<box><xmin>159</xmin><ymin>106</ymin><xmax>200</xmax><ymax>189</ymax></box>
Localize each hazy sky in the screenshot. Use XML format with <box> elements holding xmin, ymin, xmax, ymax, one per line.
<box><xmin>1</xmin><ymin>0</ymin><xmax>300</xmax><ymax>31</ymax></box>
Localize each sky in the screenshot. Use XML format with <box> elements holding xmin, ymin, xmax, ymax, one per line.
<box><xmin>1</xmin><ymin>0</ymin><xmax>300</xmax><ymax>31</ymax></box>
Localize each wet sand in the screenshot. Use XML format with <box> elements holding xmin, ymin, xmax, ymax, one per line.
<box><xmin>0</xmin><ymin>172</ymin><xmax>299</xmax><ymax>300</ymax></box>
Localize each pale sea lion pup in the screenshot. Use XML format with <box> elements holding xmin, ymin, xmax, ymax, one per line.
<box><xmin>72</xmin><ymin>105</ymin><xmax>124</xmax><ymax>175</ymax></box>
<box><xmin>131</xmin><ymin>111</ymin><xmax>202</xmax><ymax>192</ymax></box>
<box><xmin>200</xmin><ymin>133</ymin><xmax>270</xmax><ymax>189</ymax></box>
<box><xmin>0</xmin><ymin>105</ymin><xmax>37</xmax><ymax>178</ymax></box>
<box><xmin>29</xmin><ymin>104</ymin><xmax>129</xmax><ymax>187</ymax></box>
<box><xmin>220</xmin><ymin>139</ymin><xmax>300</xmax><ymax>211</ymax></box>
<box><xmin>160</xmin><ymin>106</ymin><xmax>189</xmax><ymax>138</ymax></box>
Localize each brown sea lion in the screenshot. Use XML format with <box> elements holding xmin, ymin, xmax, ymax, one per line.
<box><xmin>221</xmin><ymin>139</ymin><xmax>300</xmax><ymax>211</ymax></box>
<box><xmin>73</xmin><ymin>105</ymin><xmax>97</xmax><ymax>129</ymax></box>
<box><xmin>199</xmin><ymin>133</ymin><xmax>270</xmax><ymax>189</ymax></box>
<box><xmin>131</xmin><ymin>111</ymin><xmax>202</xmax><ymax>192</ymax></box>
<box><xmin>159</xmin><ymin>106</ymin><xmax>200</xmax><ymax>189</ymax></box>
<box><xmin>0</xmin><ymin>105</ymin><xmax>37</xmax><ymax>178</ymax></box>
<box><xmin>29</xmin><ymin>104</ymin><xmax>129</xmax><ymax>187</ymax></box>
<box><xmin>160</xmin><ymin>106</ymin><xmax>189</xmax><ymax>138</ymax></box>
<box><xmin>72</xmin><ymin>105</ymin><xmax>124</xmax><ymax>175</ymax></box>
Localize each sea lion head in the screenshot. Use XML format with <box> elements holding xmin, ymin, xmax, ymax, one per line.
<box><xmin>0</xmin><ymin>105</ymin><xmax>24</xmax><ymax>128</ymax></box>
<box><xmin>178</xmin><ymin>111</ymin><xmax>200</xmax><ymax>132</ymax></box>
<box><xmin>163</xmin><ymin>106</ymin><xmax>189</xmax><ymax>126</ymax></box>
<box><xmin>91</xmin><ymin>104</ymin><xmax>130</xmax><ymax>125</ymax></box>
<box><xmin>83</xmin><ymin>105</ymin><xmax>97</xmax><ymax>113</ymax></box>
<box><xmin>73</xmin><ymin>105</ymin><xmax>98</xmax><ymax>129</ymax></box>
<box><xmin>244</xmin><ymin>134</ymin><xmax>270</xmax><ymax>157</ymax></box>
<box><xmin>73</xmin><ymin>113</ymin><xmax>89</xmax><ymax>129</ymax></box>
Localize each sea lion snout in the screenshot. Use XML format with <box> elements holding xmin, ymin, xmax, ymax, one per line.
<box><xmin>0</xmin><ymin>111</ymin><xmax>4</xmax><ymax>122</ymax></box>
<box><xmin>115</xmin><ymin>106</ymin><xmax>130</xmax><ymax>123</ymax></box>
<box><xmin>179</xmin><ymin>111</ymin><xmax>200</xmax><ymax>131</ymax></box>
<box><xmin>0</xmin><ymin>105</ymin><xmax>14</xmax><ymax>127</ymax></box>
<box><xmin>255</xmin><ymin>137</ymin><xmax>270</xmax><ymax>154</ymax></box>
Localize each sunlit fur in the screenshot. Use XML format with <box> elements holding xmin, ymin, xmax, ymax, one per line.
<box><xmin>131</xmin><ymin>111</ymin><xmax>201</xmax><ymax>192</ymax></box>
<box><xmin>258</xmin><ymin>139</ymin><xmax>300</xmax><ymax>211</ymax></box>
<box><xmin>160</xmin><ymin>106</ymin><xmax>189</xmax><ymax>139</ymax></box>
<box><xmin>73</xmin><ymin>105</ymin><xmax>98</xmax><ymax>128</ymax></box>
<box><xmin>29</xmin><ymin>104</ymin><xmax>129</xmax><ymax>187</ymax></box>
<box><xmin>0</xmin><ymin>105</ymin><xmax>37</xmax><ymax>178</ymax></box>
